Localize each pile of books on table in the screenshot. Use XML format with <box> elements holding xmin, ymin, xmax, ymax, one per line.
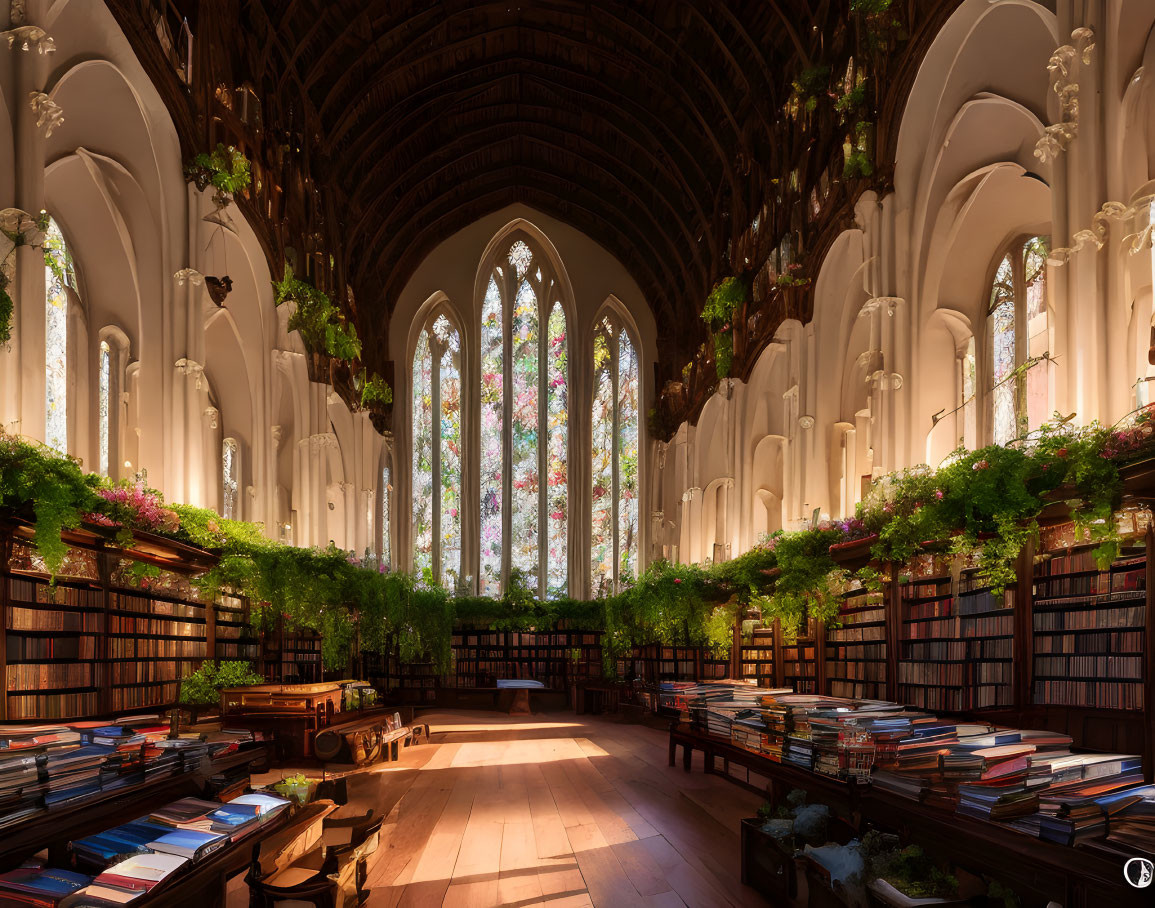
<box><xmin>0</xmin><ymin>791</ymin><xmax>290</xmax><ymax>905</ymax></box>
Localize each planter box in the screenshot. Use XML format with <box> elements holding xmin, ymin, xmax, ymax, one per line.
<box><xmin>740</xmin><ymin>818</ymin><xmax>796</xmax><ymax>902</ymax></box>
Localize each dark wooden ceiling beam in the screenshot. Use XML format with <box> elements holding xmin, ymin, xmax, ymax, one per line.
<box><xmin>345</xmin><ymin>109</ymin><xmax>705</xmax><ymax>277</ymax></box>
<box><xmin>360</xmin><ymin>160</ymin><xmax>684</xmax><ymax>309</ymax></box>
<box><xmin>352</xmin><ymin>129</ymin><xmax>700</xmax><ymax>299</ymax></box>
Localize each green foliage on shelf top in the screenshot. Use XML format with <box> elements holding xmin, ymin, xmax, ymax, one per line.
<box><xmin>273</xmin><ymin>264</ymin><xmax>362</xmax><ymax>363</ymax></box>
<box><xmin>3</xmin><ymin>409</ymin><xmax>1155</xmax><ymax>676</ymax></box>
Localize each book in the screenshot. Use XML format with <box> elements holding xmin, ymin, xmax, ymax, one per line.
<box><xmin>228</xmin><ymin>792</ymin><xmax>292</xmax><ymax>821</ymax></box>
<box><xmin>92</xmin><ymin>853</ymin><xmax>187</xmax><ymax>892</ymax></box>
<box><xmin>145</xmin><ymin>829</ymin><xmax>228</xmax><ymax>862</ymax></box>
<box><xmin>0</xmin><ymin>867</ymin><xmax>92</xmax><ymax>906</ymax></box>
<box><xmin>147</xmin><ymin>798</ymin><xmax>222</xmax><ymax>830</ymax></box>
<box><xmin>57</xmin><ymin>884</ymin><xmax>142</xmax><ymax>906</ymax></box>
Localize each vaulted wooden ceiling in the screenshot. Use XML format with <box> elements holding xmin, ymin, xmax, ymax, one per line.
<box><xmin>234</xmin><ymin>0</ymin><xmax>819</xmax><ymax>352</ymax></box>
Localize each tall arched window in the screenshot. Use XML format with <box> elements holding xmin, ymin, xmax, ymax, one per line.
<box><xmin>413</xmin><ymin>312</ymin><xmax>463</xmax><ymax>588</ymax></box>
<box><xmin>987</xmin><ymin>236</ymin><xmax>1050</xmax><ymax>445</ymax></box>
<box><xmin>478</xmin><ymin>237</ymin><xmax>569</xmax><ymax>598</ymax></box>
<box><xmin>591</xmin><ymin>313</ymin><xmax>639</xmax><ymax>596</ymax></box>
<box><xmin>222</xmin><ymin>438</ymin><xmax>239</xmax><ymax>519</ymax></box>
<box><xmin>98</xmin><ymin>340</ymin><xmax>111</xmax><ymax>476</ymax></box>
<box><xmin>44</xmin><ymin>218</ymin><xmax>74</xmax><ymax>454</ymax></box>
<box><xmin>381</xmin><ymin>459</ymin><xmax>392</xmax><ymax>569</ymax></box>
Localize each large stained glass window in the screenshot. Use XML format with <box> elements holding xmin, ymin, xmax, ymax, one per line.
<box><xmin>986</xmin><ymin>236</ymin><xmax>1050</xmax><ymax>445</ymax></box>
<box><xmin>412</xmin><ymin>312</ymin><xmax>464</xmax><ymax>588</ymax></box>
<box><xmin>44</xmin><ymin>218</ymin><xmax>73</xmax><ymax>454</ymax></box>
<box><xmin>478</xmin><ymin>237</ymin><xmax>568</xmax><ymax>597</ymax></box>
<box><xmin>591</xmin><ymin>313</ymin><xmax>639</xmax><ymax>597</ymax></box>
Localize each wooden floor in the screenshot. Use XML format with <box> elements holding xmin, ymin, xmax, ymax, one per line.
<box><xmin>327</xmin><ymin>710</ymin><xmax>769</xmax><ymax>907</ymax></box>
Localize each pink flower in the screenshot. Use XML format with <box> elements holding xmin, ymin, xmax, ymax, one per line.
<box><xmin>934</xmin><ymin>490</ymin><xmax>944</xmax><ymax>500</ymax></box>
<box><xmin>674</xmin><ymin>578</ymin><xmax>682</xmax><ymax>584</ymax></box>
<box><xmin>449</xmin><ymin>508</ymin><xmax>458</xmax><ymax>518</ymax></box>
<box><xmin>972</xmin><ymin>459</ymin><xmax>989</xmax><ymax>471</ymax></box>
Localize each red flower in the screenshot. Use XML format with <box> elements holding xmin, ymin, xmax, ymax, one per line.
<box><xmin>1056</xmin><ymin>447</ymin><xmax>1068</xmax><ymax>458</ymax></box>
<box><xmin>674</xmin><ymin>578</ymin><xmax>682</xmax><ymax>584</ymax></box>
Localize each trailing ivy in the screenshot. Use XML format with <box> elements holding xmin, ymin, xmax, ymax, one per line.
<box><xmin>273</xmin><ymin>265</ymin><xmax>362</xmax><ymax>362</ymax></box>
<box><xmin>185</xmin><ymin>143</ymin><xmax>252</xmax><ymax>196</ymax></box>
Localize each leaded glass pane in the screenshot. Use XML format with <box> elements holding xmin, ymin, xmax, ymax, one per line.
<box><xmin>508</xmin><ymin>240</ymin><xmax>533</xmax><ymax>279</ymax></box>
<box><xmin>99</xmin><ymin>341</ymin><xmax>110</xmax><ymax>477</ymax></box>
<box><xmin>618</xmin><ymin>330</ymin><xmax>639</xmax><ymax>584</ymax></box>
<box><xmin>546</xmin><ymin>302</ymin><xmax>568</xmax><ymax>597</ymax></box>
<box><xmin>412</xmin><ymin>329</ymin><xmax>434</xmax><ymax>576</ymax></box>
<box><xmin>1023</xmin><ymin>237</ymin><xmax>1050</xmax><ymax>433</ymax></box>
<box><xmin>510</xmin><ymin>280</ymin><xmax>539</xmax><ymax>589</ymax></box>
<box><xmin>479</xmin><ymin>277</ymin><xmax>503</xmax><ymax>595</ymax></box>
<box><xmin>439</xmin><ymin>319</ymin><xmax>462</xmax><ymax>589</ymax></box>
<box><xmin>989</xmin><ymin>254</ymin><xmax>1016</xmax><ymax>446</ymax></box>
<box><xmin>44</xmin><ymin>219</ymin><xmax>69</xmax><ymax>454</ymax></box>
<box><xmin>222</xmin><ymin>439</ymin><xmax>238</xmax><ymax>519</ymax></box>
<box><xmin>591</xmin><ymin>330</ymin><xmax>615</xmax><ymax>596</ymax></box>
<box><xmin>961</xmin><ymin>337</ymin><xmax>976</xmax><ymax>450</ymax></box>
<box><xmin>381</xmin><ymin>462</ymin><xmax>391</xmax><ymax>569</ymax></box>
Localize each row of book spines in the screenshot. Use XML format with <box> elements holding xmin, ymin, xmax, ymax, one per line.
<box><xmin>216</xmin><ymin>643</ymin><xmax>258</xmax><ymax>659</ymax></box>
<box><xmin>109</xmin><ymin>663</ymin><xmax>193</xmax><ymax>684</ymax></box>
<box><xmin>897</xmin><ymin>662</ymin><xmax>1011</xmax><ymax>686</ymax></box>
<box><xmin>1037</xmin><ymin>551</ymin><xmax>1143</xmax><ymax>576</ymax></box>
<box><xmin>107</xmin><ymin>615</ymin><xmax>206</xmax><ymax>636</ymax></box>
<box><xmin>111</xmin><ymin>681</ymin><xmax>180</xmax><ymax>711</ymax></box>
<box><xmin>829</xmin><ymin>681</ymin><xmax>887</xmax><ymax>698</ymax></box>
<box><xmin>1031</xmin><ymin>573</ymin><xmax>1144</xmax><ymax>599</ymax></box>
<box><xmin>904</xmin><ymin>614</ymin><xmax>1013</xmax><ymax>639</ymax></box>
<box><xmin>6</xmin><ymin>606</ymin><xmax>103</xmax><ymax>632</ymax></box>
<box><xmin>902</xmin><ymin>638</ymin><xmax>1012</xmax><ymax>660</ymax></box>
<box><xmin>826</xmin><ymin>662</ymin><xmax>886</xmax><ymax>681</ymax></box>
<box><xmin>6</xmin><ymin>663</ymin><xmax>93</xmax><ymax>690</ymax></box>
<box><xmin>8</xmin><ymin>576</ymin><xmax>102</xmax><ymax>607</ymax></box>
<box><xmin>454</xmin><ymin>648</ymin><xmax>602</xmax><ymax>659</ymax></box>
<box><xmin>826</xmin><ymin>627</ymin><xmax>885</xmax><ymax>642</ymax></box>
<box><xmin>1032</xmin><ymin>680</ymin><xmax>1142</xmax><ymax>709</ymax></box>
<box><xmin>835</xmin><ymin>608</ymin><xmax>885</xmax><ymax>626</ymax></box>
<box><xmin>5</xmin><ymin>690</ymin><xmax>101</xmax><ymax>719</ymax></box>
<box><xmin>1034</xmin><ymin>630</ymin><xmax>1142</xmax><ymax>653</ymax></box>
<box><xmin>899</xmin><ymin>686</ymin><xmax>1013</xmax><ymax>711</ymax></box>
<box><xmin>1033</xmin><ymin>655</ymin><xmax>1143</xmax><ymax>678</ymax></box>
<box><xmin>905</xmin><ymin>593</ymin><xmax>1009</xmax><ymax>620</ymax></box>
<box><xmin>107</xmin><ymin>639</ymin><xmax>206</xmax><ymax>659</ymax></box>
<box><xmin>453</xmin><ymin>632</ymin><xmax>601</xmax><ymax>645</ymax></box>
<box><xmin>6</xmin><ymin>636</ymin><xmax>96</xmax><ymax>660</ymax></box>
<box><xmin>826</xmin><ymin>644</ymin><xmax>885</xmax><ymax>661</ymax></box>
<box><xmin>109</xmin><ymin>592</ymin><xmax>204</xmax><ymax>619</ymax></box>
<box><xmin>1032</xmin><ymin>605</ymin><xmax>1144</xmax><ymax>631</ymax></box>
<box><xmin>900</xmin><ymin>578</ymin><xmax>1004</xmax><ymax>601</ymax></box>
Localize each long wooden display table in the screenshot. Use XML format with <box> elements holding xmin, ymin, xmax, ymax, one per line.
<box><xmin>669</xmin><ymin>723</ymin><xmax>1148</xmax><ymax>908</ymax></box>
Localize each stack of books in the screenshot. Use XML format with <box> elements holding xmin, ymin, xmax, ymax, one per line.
<box><xmin>0</xmin><ymin>865</ymin><xmax>92</xmax><ymax>906</ymax></box>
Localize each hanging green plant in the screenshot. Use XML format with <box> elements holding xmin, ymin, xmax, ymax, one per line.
<box><xmin>701</xmin><ymin>277</ymin><xmax>746</xmax><ymax>330</ymax></box>
<box><xmin>714</xmin><ymin>331</ymin><xmax>734</xmax><ymax>379</ymax></box>
<box><xmin>185</xmin><ymin>143</ymin><xmax>252</xmax><ymax>196</ymax></box>
<box><xmin>360</xmin><ymin>373</ymin><xmax>393</xmax><ymax>409</ymax></box>
<box><xmin>273</xmin><ymin>265</ymin><xmax>362</xmax><ymax>362</ymax></box>
<box><xmin>790</xmin><ymin>65</ymin><xmax>831</xmax><ymax>114</ymax></box>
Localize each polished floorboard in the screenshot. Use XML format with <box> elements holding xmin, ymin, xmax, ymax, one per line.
<box><xmin>322</xmin><ymin>710</ymin><xmax>769</xmax><ymax>907</ymax></box>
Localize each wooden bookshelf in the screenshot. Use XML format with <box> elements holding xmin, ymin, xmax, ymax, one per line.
<box><xmin>896</xmin><ymin>553</ymin><xmax>1015</xmax><ymax>713</ymax></box>
<box><xmin>739</xmin><ymin>624</ymin><xmax>776</xmax><ymax>687</ymax></box>
<box><xmin>825</xmin><ymin>584</ymin><xmax>886</xmax><ymax>700</ymax></box>
<box><xmin>781</xmin><ymin>616</ymin><xmax>818</xmax><ymax>694</ymax></box>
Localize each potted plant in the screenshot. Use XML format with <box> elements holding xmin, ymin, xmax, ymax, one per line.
<box><xmin>273</xmin><ymin>772</ymin><xmax>315</xmax><ymax>805</ymax></box>
<box><xmin>179</xmin><ymin>659</ymin><xmax>264</xmax><ymax>722</ymax></box>
<box><xmin>185</xmin><ymin>143</ymin><xmax>252</xmax><ymax>211</ymax></box>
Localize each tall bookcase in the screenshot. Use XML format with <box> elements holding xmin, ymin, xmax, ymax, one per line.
<box><xmin>739</xmin><ymin>624</ymin><xmax>777</xmax><ymax>686</ymax></box>
<box><xmin>896</xmin><ymin>553</ymin><xmax>1014</xmax><ymax>712</ymax></box>
<box><xmin>825</xmin><ymin>584</ymin><xmax>886</xmax><ymax>700</ymax></box>
<box><xmin>214</xmin><ymin>592</ymin><xmax>258</xmax><ymax>662</ymax></box>
<box><xmin>0</xmin><ymin>521</ymin><xmax>223</xmax><ymax>721</ymax></box>
<box><xmin>781</xmin><ymin>616</ymin><xmax>819</xmax><ymax>694</ymax></box>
